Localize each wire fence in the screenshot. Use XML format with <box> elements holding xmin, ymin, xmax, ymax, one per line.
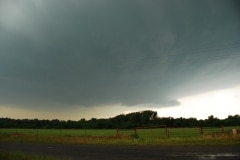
<box><xmin>1</xmin><ymin>126</ymin><xmax>239</xmax><ymax>139</ymax></box>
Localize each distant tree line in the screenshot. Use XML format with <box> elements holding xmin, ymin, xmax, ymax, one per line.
<box><xmin>0</xmin><ymin>110</ymin><xmax>239</xmax><ymax>129</ymax></box>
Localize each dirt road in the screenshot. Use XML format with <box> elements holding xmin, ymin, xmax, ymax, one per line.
<box><xmin>0</xmin><ymin>142</ymin><xmax>240</xmax><ymax>160</ymax></box>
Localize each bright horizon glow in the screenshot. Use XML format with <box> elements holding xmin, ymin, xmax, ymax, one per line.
<box><xmin>156</xmin><ymin>86</ymin><xmax>240</xmax><ymax>120</ymax></box>
<box><xmin>1</xmin><ymin>87</ymin><xmax>240</xmax><ymax>121</ymax></box>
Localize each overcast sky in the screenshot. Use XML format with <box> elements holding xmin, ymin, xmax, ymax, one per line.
<box><xmin>0</xmin><ymin>0</ymin><xmax>240</xmax><ymax>120</ymax></box>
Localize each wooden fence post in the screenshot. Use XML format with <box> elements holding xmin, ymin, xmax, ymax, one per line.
<box><xmin>165</xmin><ymin>126</ymin><xmax>167</xmax><ymax>137</ymax></box>
<box><xmin>134</xmin><ymin>128</ymin><xmax>137</xmax><ymax>134</ymax></box>
<box><xmin>221</xmin><ymin>125</ymin><xmax>224</xmax><ymax>134</ymax></box>
<box><xmin>199</xmin><ymin>126</ymin><xmax>203</xmax><ymax>135</ymax></box>
<box><xmin>36</xmin><ymin>128</ymin><xmax>39</xmax><ymax>142</ymax></box>
<box><xmin>116</xmin><ymin>128</ymin><xmax>119</xmax><ymax>136</ymax></box>
<box><xmin>167</xmin><ymin>128</ymin><xmax>170</xmax><ymax>138</ymax></box>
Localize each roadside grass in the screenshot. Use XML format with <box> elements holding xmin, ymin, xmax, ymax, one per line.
<box><xmin>0</xmin><ymin>150</ymin><xmax>62</xmax><ymax>160</ymax></box>
<box><xmin>0</xmin><ymin>127</ymin><xmax>239</xmax><ymax>145</ymax></box>
<box><xmin>0</xmin><ymin>128</ymin><xmax>117</xmax><ymax>137</ymax></box>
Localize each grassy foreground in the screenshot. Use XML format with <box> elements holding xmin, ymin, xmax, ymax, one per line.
<box><xmin>0</xmin><ymin>150</ymin><xmax>62</xmax><ymax>160</ymax></box>
<box><xmin>0</xmin><ymin>127</ymin><xmax>239</xmax><ymax>145</ymax></box>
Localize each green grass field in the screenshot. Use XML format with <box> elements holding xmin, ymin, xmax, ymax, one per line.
<box><xmin>0</xmin><ymin>150</ymin><xmax>62</xmax><ymax>160</ymax></box>
<box><xmin>0</xmin><ymin>126</ymin><xmax>239</xmax><ymax>145</ymax></box>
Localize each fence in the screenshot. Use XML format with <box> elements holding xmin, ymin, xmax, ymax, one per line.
<box><xmin>135</xmin><ymin>125</ymin><xmax>169</xmax><ymax>138</ymax></box>
<box><xmin>115</xmin><ymin>126</ymin><xmax>200</xmax><ymax>139</ymax></box>
<box><xmin>1</xmin><ymin>126</ymin><xmax>239</xmax><ymax>140</ymax></box>
<box><xmin>202</xmin><ymin>126</ymin><xmax>240</xmax><ymax>136</ymax></box>
<box><xmin>117</xmin><ymin>125</ymin><xmax>240</xmax><ymax>139</ymax></box>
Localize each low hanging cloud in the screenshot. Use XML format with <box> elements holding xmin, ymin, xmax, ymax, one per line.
<box><xmin>0</xmin><ymin>0</ymin><xmax>240</xmax><ymax>110</ymax></box>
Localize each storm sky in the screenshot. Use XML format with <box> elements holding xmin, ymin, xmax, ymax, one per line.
<box><xmin>0</xmin><ymin>0</ymin><xmax>240</xmax><ymax>120</ymax></box>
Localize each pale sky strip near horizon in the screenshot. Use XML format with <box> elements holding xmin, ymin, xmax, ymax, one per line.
<box><xmin>1</xmin><ymin>87</ymin><xmax>240</xmax><ymax>120</ymax></box>
<box><xmin>0</xmin><ymin>0</ymin><xmax>240</xmax><ymax>120</ymax></box>
<box><xmin>156</xmin><ymin>86</ymin><xmax>240</xmax><ymax>120</ymax></box>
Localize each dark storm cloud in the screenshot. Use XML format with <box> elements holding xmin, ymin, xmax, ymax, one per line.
<box><xmin>0</xmin><ymin>0</ymin><xmax>240</xmax><ymax>109</ymax></box>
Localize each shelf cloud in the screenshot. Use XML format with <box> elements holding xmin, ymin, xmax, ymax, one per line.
<box><xmin>0</xmin><ymin>0</ymin><xmax>240</xmax><ymax>113</ymax></box>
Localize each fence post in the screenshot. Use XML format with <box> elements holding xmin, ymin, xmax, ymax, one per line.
<box><xmin>165</xmin><ymin>126</ymin><xmax>167</xmax><ymax>137</ymax></box>
<box><xmin>221</xmin><ymin>125</ymin><xmax>224</xmax><ymax>134</ymax></box>
<box><xmin>167</xmin><ymin>128</ymin><xmax>170</xmax><ymax>138</ymax></box>
<box><xmin>199</xmin><ymin>126</ymin><xmax>203</xmax><ymax>135</ymax></box>
<box><xmin>36</xmin><ymin>128</ymin><xmax>38</xmax><ymax>142</ymax></box>
<box><xmin>116</xmin><ymin>128</ymin><xmax>119</xmax><ymax>136</ymax></box>
<box><xmin>165</xmin><ymin>126</ymin><xmax>169</xmax><ymax>138</ymax></box>
<box><xmin>134</xmin><ymin>128</ymin><xmax>137</xmax><ymax>134</ymax></box>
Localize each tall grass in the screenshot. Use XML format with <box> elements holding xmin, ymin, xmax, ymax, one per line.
<box><xmin>0</xmin><ymin>128</ymin><xmax>116</xmax><ymax>136</ymax></box>
<box><xmin>0</xmin><ymin>150</ymin><xmax>62</xmax><ymax>160</ymax></box>
<box><xmin>0</xmin><ymin>127</ymin><xmax>239</xmax><ymax>145</ymax></box>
